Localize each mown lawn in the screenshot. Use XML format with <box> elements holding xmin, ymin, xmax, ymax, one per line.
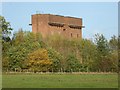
<box><xmin>2</xmin><ymin>73</ymin><xmax>118</xmax><ymax>88</ymax></box>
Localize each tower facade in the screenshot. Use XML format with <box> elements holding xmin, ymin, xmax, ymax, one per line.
<box><xmin>31</xmin><ymin>14</ymin><xmax>84</xmax><ymax>39</ymax></box>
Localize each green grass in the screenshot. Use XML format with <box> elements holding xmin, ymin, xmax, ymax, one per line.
<box><xmin>2</xmin><ymin>73</ymin><xmax>118</xmax><ymax>88</ymax></box>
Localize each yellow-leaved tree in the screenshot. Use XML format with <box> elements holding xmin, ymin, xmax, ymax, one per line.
<box><xmin>25</xmin><ymin>48</ymin><xmax>52</xmax><ymax>72</ymax></box>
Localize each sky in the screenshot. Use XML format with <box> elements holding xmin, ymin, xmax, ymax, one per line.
<box><xmin>1</xmin><ymin>2</ymin><xmax>118</xmax><ymax>40</ymax></box>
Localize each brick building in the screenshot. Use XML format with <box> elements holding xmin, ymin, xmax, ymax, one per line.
<box><xmin>30</xmin><ymin>14</ymin><xmax>84</xmax><ymax>39</ymax></box>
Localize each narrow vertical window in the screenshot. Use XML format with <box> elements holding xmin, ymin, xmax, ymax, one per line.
<box><xmin>71</xmin><ymin>33</ymin><xmax>72</xmax><ymax>37</ymax></box>
<box><xmin>77</xmin><ymin>34</ymin><xmax>79</xmax><ymax>38</ymax></box>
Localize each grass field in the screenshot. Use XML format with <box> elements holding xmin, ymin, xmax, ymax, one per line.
<box><xmin>2</xmin><ymin>73</ymin><xmax>118</xmax><ymax>88</ymax></box>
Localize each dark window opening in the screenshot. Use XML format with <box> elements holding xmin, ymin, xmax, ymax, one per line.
<box><xmin>63</xmin><ymin>29</ymin><xmax>66</xmax><ymax>31</ymax></box>
<box><xmin>71</xmin><ymin>33</ymin><xmax>72</xmax><ymax>37</ymax></box>
<box><xmin>77</xmin><ymin>34</ymin><xmax>79</xmax><ymax>38</ymax></box>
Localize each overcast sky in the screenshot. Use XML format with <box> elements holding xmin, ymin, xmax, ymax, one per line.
<box><xmin>2</xmin><ymin>2</ymin><xmax>118</xmax><ymax>40</ymax></box>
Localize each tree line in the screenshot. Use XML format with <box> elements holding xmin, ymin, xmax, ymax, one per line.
<box><xmin>1</xmin><ymin>16</ymin><xmax>119</xmax><ymax>72</ymax></box>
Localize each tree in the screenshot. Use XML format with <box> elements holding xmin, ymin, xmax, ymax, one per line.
<box><xmin>47</xmin><ymin>47</ymin><xmax>63</xmax><ymax>72</ymax></box>
<box><xmin>94</xmin><ymin>34</ymin><xmax>111</xmax><ymax>72</ymax></box>
<box><xmin>2</xmin><ymin>30</ymin><xmax>44</xmax><ymax>71</ymax></box>
<box><xmin>0</xmin><ymin>16</ymin><xmax>12</xmax><ymax>41</ymax></box>
<box><xmin>78</xmin><ymin>39</ymin><xmax>97</xmax><ymax>72</ymax></box>
<box><xmin>109</xmin><ymin>35</ymin><xmax>118</xmax><ymax>51</ymax></box>
<box><xmin>25</xmin><ymin>48</ymin><xmax>52</xmax><ymax>72</ymax></box>
<box><xmin>65</xmin><ymin>54</ymin><xmax>80</xmax><ymax>72</ymax></box>
<box><xmin>108</xmin><ymin>35</ymin><xmax>118</xmax><ymax>72</ymax></box>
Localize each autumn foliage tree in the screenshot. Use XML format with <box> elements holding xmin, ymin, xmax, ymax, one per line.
<box><xmin>25</xmin><ymin>48</ymin><xmax>52</xmax><ymax>72</ymax></box>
